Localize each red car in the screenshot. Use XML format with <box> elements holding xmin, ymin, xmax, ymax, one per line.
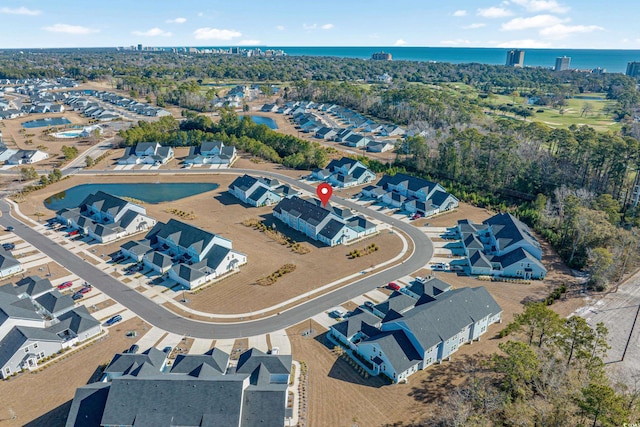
<box><xmin>57</xmin><ymin>281</ymin><xmax>73</xmax><ymax>290</ymax></box>
<box><xmin>67</xmin><ymin>230</ymin><xmax>79</xmax><ymax>237</ymax></box>
<box><xmin>388</xmin><ymin>282</ymin><xmax>401</xmax><ymax>291</ymax></box>
<box><xmin>79</xmin><ymin>285</ymin><xmax>92</xmax><ymax>294</ymax></box>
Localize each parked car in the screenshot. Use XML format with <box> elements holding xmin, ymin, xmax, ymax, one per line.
<box><xmin>162</xmin><ymin>346</ymin><xmax>172</xmax><ymax>354</ymax></box>
<box><xmin>415</xmin><ymin>276</ymin><xmax>427</xmax><ymax>284</ymax></box>
<box><xmin>128</xmin><ymin>344</ymin><xmax>139</xmax><ymax>354</ymax></box>
<box><xmin>2</xmin><ymin>243</ymin><xmax>15</xmax><ymax>251</ymax></box>
<box><xmin>57</xmin><ymin>281</ymin><xmax>73</xmax><ymax>290</ymax></box>
<box><xmin>104</xmin><ymin>314</ymin><xmax>122</xmax><ymax>326</ymax></box>
<box><xmin>71</xmin><ymin>292</ymin><xmax>83</xmax><ymax>301</ymax></box>
<box><xmin>364</xmin><ymin>301</ymin><xmax>374</xmax><ymax>309</ymax></box>
<box><xmin>410</xmin><ymin>212</ymin><xmax>423</xmax><ymax>220</ymax></box>
<box><xmin>79</xmin><ymin>285</ymin><xmax>92</xmax><ymax>294</ymax></box>
<box><xmin>328</xmin><ymin>310</ymin><xmax>344</xmax><ymax>319</ymax></box>
<box><xmin>387</xmin><ymin>282</ymin><xmax>400</xmax><ymax>291</ymax></box>
<box><xmin>432</xmin><ymin>263</ymin><xmax>449</xmax><ymax>271</ymax></box>
<box><xmin>268</xmin><ymin>347</ymin><xmax>280</xmax><ymax>355</ymax></box>
<box><xmin>5</xmin><ymin>226</ymin><xmax>14</xmax><ymax>232</ymax></box>
<box><xmin>67</xmin><ymin>229</ymin><xmax>79</xmax><ymax>237</ymax></box>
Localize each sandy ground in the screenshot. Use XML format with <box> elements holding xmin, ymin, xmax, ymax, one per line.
<box><xmin>18</xmin><ymin>172</ymin><xmax>404</xmax><ymax>314</ymax></box>
<box><xmin>0</xmin><ymin>317</ymin><xmax>148</xmax><ymax>427</ymax></box>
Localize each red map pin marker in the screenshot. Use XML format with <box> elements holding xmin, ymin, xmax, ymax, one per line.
<box><xmin>316</xmin><ymin>183</ymin><xmax>333</xmax><ymax>207</ymax></box>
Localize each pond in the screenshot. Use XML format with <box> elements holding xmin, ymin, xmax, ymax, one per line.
<box><xmin>246</xmin><ymin>115</ymin><xmax>278</xmax><ymax>129</ymax></box>
<box><xmin>44</xmin><ymin>182</ymin><xmax>219</xmax><ymax>211</ymax></box>
<box><xmin>22</xmin><ymin>117</ymin><xmax>72</xmax><ymax>128</ymax></box>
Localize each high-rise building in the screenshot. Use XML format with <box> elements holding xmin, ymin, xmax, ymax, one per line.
<box><xmin>555</xmin><ymin>56</ymin><xmax>571</xmax><ymax>71</ymax></box>
<box><xmin>626</xmin><ymin>62</ymin><xmax>640</xmax><ymax>78</ymax></box>
<box><xmin>137</xmin><ymin>44</ymin><xmax>143</xmax><ymax>51</ymax></box>
<box><xmin>506</xmin><ymin>49</ymin><xmax>525</xmax><ymax>67</ymax></box>
<box><xmin>371</xmin><ymin>51</ymin><xmax>392</xmax><ymax>61</ymax></box>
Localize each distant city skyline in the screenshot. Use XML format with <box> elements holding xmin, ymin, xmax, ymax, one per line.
<box><xmin>0</xmin><ymin>0</ymin><xmax>638</xmax><ymax>49</ymax></box>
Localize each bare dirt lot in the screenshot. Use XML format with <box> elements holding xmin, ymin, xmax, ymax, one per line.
<box><xmin>18</xmin><ymin>172</ymin><xmax>404</xmax><ymax>314</ymax></box>
<box><xmin>0</xmin><ymin>317</ymin><xmax>147</xmax><ymax>427</ymax></box>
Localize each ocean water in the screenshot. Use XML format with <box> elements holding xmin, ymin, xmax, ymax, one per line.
<box><xmin>222</xmin><ymin>46</ymin><xmax>640</xmax><ymax>74</ymax></box>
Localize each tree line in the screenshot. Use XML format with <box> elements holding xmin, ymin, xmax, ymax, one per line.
<box><xmin>118</xmin><ymin>111</ymin><xmax>329</xmax><ymax>170</ymax></box>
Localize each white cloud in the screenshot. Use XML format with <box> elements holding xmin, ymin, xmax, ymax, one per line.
<box><xmin>501</xmin><ymin>14</ymin><xmax>568</xmax><ymax>30</ymax></box>
<box><xmin>477</xmin><ymin>7</ymin><xmax>513</xmax><ymax>18</ymax></box>
<box><xmin>198</xmin><ymin>12</ymin><xmax>204</xmax><ymax>17</ymax></box>
<box><xmin>463</xmin><ymin>23</ymin><xmax>486</xmax><ymax>29</ymax></box>
<box><xmin>303</xmin><ymin>23</ymin><xmax>334</xmax><ymax>30</ymax></box>
<box><xmin>453</xmin><ymin>10</ymin><xmax>467</xmax><ymax>17</ymax></box>
<box><xmin>237</xmin><ymin>40</ymin><xmax>261</xmax><ymax>46</ymax></box>
<box><xmin>43</xmin><ymin>24</ymin><xmax>98</xmax><ymax>35</ymax></box>
<box><xmin>0</xmin><ymin>7</ymin><xmax>41</xmax><ymax>16</ymax></box>
<box><xmin>166</xmin><ymin>17</ymin><xmax>187</xmax><ymax>24</ymax></box>
<box><xmin>539</xmin><ymin>24</ymin><xmax>604</xmax><ymax>39</ymax></box>
<box><xmin>394</xmin><ymin>39</ymin><xmax>407</xmax><ymax>46</ymax></box>
<box><xmin>441</xmin><ymin>39</ymin><xmax>472</xmax><ymax>46</ymax></box>
<box><xmin>132</xmin><ymin>28</ymin><xmax>172</xmax><ymax>37</ymax></box>
<box><xmin>510</xmin><ymin>0</ymin><xmax>570</xmax><ymax>13</ymax></box>
<box><xmin>276</xmin><ymin>25</ymin><xmax>285</xmax><ymax>31</ymax></box>
<box><xmin>496</xmin><ymin>39</ymin><xmax>552</xmax><ymax>48</ymax></box>
<box><xmin>193</xmin><ymin>27</ymin><xmax>242</xmax><ymax>40</ymax></box>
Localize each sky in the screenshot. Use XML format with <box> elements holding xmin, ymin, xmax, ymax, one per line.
<box><xmin>1</xmin><ymin>0</ymin><xmax>639</xmax><ymax>49</ymax></box>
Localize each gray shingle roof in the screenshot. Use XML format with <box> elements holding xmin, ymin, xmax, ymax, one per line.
<box><xmin>365</xmin><ymin>329</ymin><xmax>422</xmax><ymax>374</ymax></box>
<box><xmin>273</xmin><ymin>196</ymin><xmax>332</xmax><ymax>226</ymax></box>
<box><xmin>483</xmin><ymin>212</ymin><xmax>541</xmax><ymax>254</ymax></box>
<box><xmin>35</xmin><ymin>290</ymin><xmax>74</xmax><ymax>315</ymax></box>
<box><xmin>0</xmin><ymin>248</ymin><xmax>20</xmax><ymax>272</ymax></box>
<box><xmin>332</xmin><ymin>309</ymin><xmax>381</xmax><ymax>338</ymax></box>
<box><xmin>104</xmin><ymin>348</ymin><xmax>166</xmax><ymax>376</ymax></box>
<box><xmin>170</xmin><ymin>348</ymin><xmax>229</xmax><ymax>375</ymax></box>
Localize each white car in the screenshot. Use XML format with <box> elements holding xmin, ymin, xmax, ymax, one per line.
<box><xmin>431</xmin><ymin>263</ymin><xmax>449</xmax><ymax>271</ymax></box>
<box><xmin>269</xmin><ymin>347</ymin><xmax>279</xmax><ymax>355</ymax></box>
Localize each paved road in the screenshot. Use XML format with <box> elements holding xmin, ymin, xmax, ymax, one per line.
<box><xmin>0</xmin><ymin>169</ymin><xmax>433</xmax><ymax>339</ymax></box>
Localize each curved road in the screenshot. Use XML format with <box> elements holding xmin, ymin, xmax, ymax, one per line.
<box><xmin>0</xmin><ymin>169</ymin><xmax>433</xmax><ymax>338</ymax></box>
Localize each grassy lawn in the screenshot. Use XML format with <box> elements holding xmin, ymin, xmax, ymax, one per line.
<box><xmin>486</xmin><ymin>92</ymin><xmax>620</xmax><ymax>131</ymax></box>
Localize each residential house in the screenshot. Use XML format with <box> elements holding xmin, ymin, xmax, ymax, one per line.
<box><xmin>367</xmin><ymin>140</ymin><xmax>395</xmax><ymax>153</ymax></box>
<box><xmin>5</xmin><ymin>149</ymin><xmax>48</xmax><ymax>165</ymax></box>
<box><xmin>0</xmin><ymin>280</ymin><xmax>100</xmax><ymax>379</ymax></box>
<box><xmin>228</xmin><ymin>174</ymin><xmax>296</xmax><ymax>207</ymax></box>
<box><xmin>363</xmin><ymin>173</ymin><xmax>458</xmax><ymax>217</ymax></box>
<box><xmin>125</xmin><ymin>219</ymin><xmax>247</xmax><ymax>289</ymax></box>
<box><xmin>184</xmin><ymin>141</ymin><xmax>237</xmax><ymax>167</ymax></box>
<box><xmin>273</xmin><ymin>196</ymin><xmax>377</xmax><ymax>246</ymax></box>
<box><xmin>330</xmin><ymin>280</ymin><xmax>501</xmax><ymax>384</ymax></box>
<box><xmin>380</xmin><ymin>125</ymin><xmax>406</xmax><ymax>137</ymax></box>
<box><xmin>65</xmin><ymin>348</ymin><xmax>292</xmax><ymax>427</ymax></box>
<box><xmin>315</xmin><ymin>127</ymin><xmax>337</xmax><ymax>140</ymax></box>
<box><xmin>117</xmin><ymin>142</ymin><xmax>174</xmax><ymax>166</ymax></box>
<box><xmin>56</xmin><ymin>191</ymin><xmax>156</xmax><ymax>244</ymax></box>
<box><xmin>455</xmin><ymin>213</ymin><xmax>546</xmax><ymax>279</ymax></box>
<box><xmin>311</xmin><ymin>157</ymin><xmax>376</xmax><ymax>188</ymax></box>
<box><xmin>342</xmin><ymin>133</ymin><xmax>370</xmax><ymax>148</ymax></box>
<box><xmin>119</xmin><ymin>240</ymin><xmax>152</xmax><ymax>263</ymax></box>
<box><xmin>334</xmin><ymin>128</ymin><xmax>354</xmax><ymax>143</ymax></box>
<box><xmin>0</xmin><ymin>248</ymin><xmax>22</xmax><ymax>278</ymax></box>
